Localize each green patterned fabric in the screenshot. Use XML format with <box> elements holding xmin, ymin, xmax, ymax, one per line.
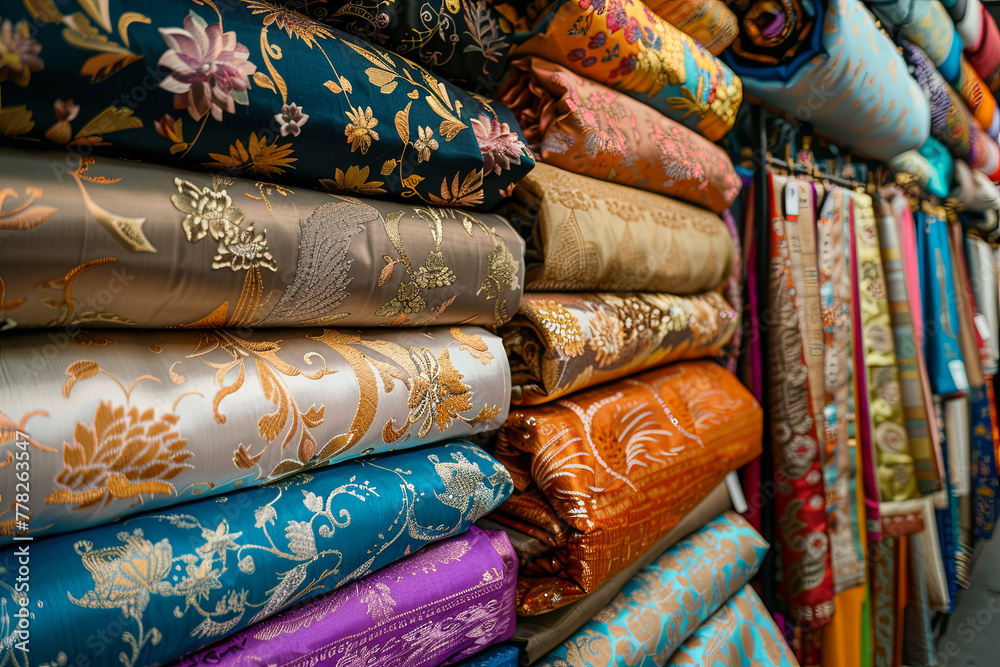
<box><xmin>0</xmin><ymin>0</ymin><xmax>533</xmax><ymax>210</ymax></box>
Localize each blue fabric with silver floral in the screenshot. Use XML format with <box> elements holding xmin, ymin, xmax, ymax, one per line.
<box><xmin>0</xmin><ymin>442</ymin><xmax>513</xmax><ymax>667</ymax></box>
<box><xmin>0</xmin><ymin>0</ymin><xmax>533</xmax><ymax>210</ymax></box>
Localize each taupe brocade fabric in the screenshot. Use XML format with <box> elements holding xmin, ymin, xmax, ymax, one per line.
<box><xmin>503</xmin><ymin>291</ymin><xmax>737</xmax><ymax>405</ymax></box>
<box><xmin>0</xmin><ymin>149</ymin><xmax>525</xmax><ymax>331</ymax></box>
<box><xmin>0</xmin><ymin>325</ymin><xmax>510</xmax><ymax>544</ymax></box>
<box><xmin>503</xmin><ymin>163</ymin><xmax>735</xmax><ymax>294</ymax></box>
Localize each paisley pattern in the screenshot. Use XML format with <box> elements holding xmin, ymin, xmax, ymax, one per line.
<box><xmin>492</xmin><ymin>361</ymin><xmax>762</xmax><ymax>614</ymax></box>
<box><xmin>497</xmin><ymin>57</ymin><xmax>740</xmax><ymax>213</ymax></box>
<box><xmin>503</xmin><ymin>291</ymin><xmax>738</xmax><ymax>405</ymax></box>
<box><xmin>666</xmin><ymin>586</ymin><xmax>799</xmax><ymax>666</ymax></box>
<box><xmin>506</xmin><ymin>163</ymin><xmax>734</xmax><ymax>294</ymax></box>
<box><xmin>0</xmin><ymin>148</ymin><xmax>525</xmax><ymax>331</ymax></box>
<box><xmin>176</xmin><ymin>526</ymin><xmax>518</xmax><ymax>666</ymax></box>
<box><xmin>507</xmin><ymin>0</ymin><xmax>742</xmax><ymax>141</ymax></box>
<box><xmin>725</xmin><ymin>0</ymin><xmax>930</xmax><ymax>161</ymax></box>
<box><xmin>0</xmin><ymin>442</ymin><xmax>513</xmax><ymax>667</ymax></box>
<box><xmin>0</xmin><ymin>0</ymin><xmax>533</xmax><ymax>210</ymax></box>
<box><xmin>0</xmin><ymin>326</ymin><xmax>511</xmax><ymax>542</ymax></box>
<box><xmin>533</xmin><ymin>512</ymin><xmax>768</xmax><ymax>666</ymax></box>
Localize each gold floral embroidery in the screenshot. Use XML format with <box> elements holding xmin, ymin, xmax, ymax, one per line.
<box><xmin>344</xmin><ymin>105</ymin><xmax>380</xmax><ymax>154</ymax></box>
<box><xmin>0</xmin><ymin>185</ymin><xmax>57</xmax><ymax>230</ymax></box>
<box><xmin>320</xmin><ymin>165</ymin><xmax>387</xmax><ymax>195</ymax></box>
<box><xmin>533</xmin><ymin>300</ymin><xmax>585</xmax><ymax>357</ymax></box>
<box><xmin>36</xmin><ymin>258</ymin><xmax>132</xmax><ymax>328</ymax></box>
<box><xmin>71</xmin><ymin>156</ymin><xmax>156</xmax><ymax>252</ymax></box>
<box><xmin>204</xmin><ymin>132</ymin><xmax>297</xmax><ymax>177</ymax></box>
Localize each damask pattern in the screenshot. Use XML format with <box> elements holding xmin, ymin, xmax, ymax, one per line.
<box><xmin>0</xmin><ymin>0</ymin><xmax>533</xmax><ymax>210</ymax></box>
<box><xmin>503</xmin><ymin>291</ymin><xmax>738</xmax><ymax>405</ymax></box>
<box><xmin>533</xmin><ymin>512</ymin><xmax>769</xmax><ymax>667</ymax></box>
<box><xmin>492</xmin><ymin>361</ymin><xmax>762</xmax><ymax>614</ymax></box>
<box><xmin>0</xmin><ymin>148</ymin><xmax>525</xmax><ymax>331</ymax></box>
<box><xmin>497</xmin><ymin>58</ymin><xmax>740</xmax><ymax>213</ymax></box>
<box><xmin>176</xmin><ymin>525</ymin><xmax>518</xmax><ymax>666</ymax></box>
<box><xmin>505</xmin><ymin>163</ymin><xmax>734</xmax><ymax>294</ymax></box>
<box><xmin>506</xmin><ymin>0</ymin><xmax>742</xmax><ymax>141</ymax></box>
<box><xmin>0</xmin><ymin>326</ymin><xmax>510</xmax><ymax>542</ymax></box>
<box><xmin>667</xmin><ymin>586</ymin><xmax>798</xmax><ymax>666</ymax></box>
<box><xmin>0</xmin><ymin>442</ymin><xmax>514</xmax><ymax>667</ymax></box>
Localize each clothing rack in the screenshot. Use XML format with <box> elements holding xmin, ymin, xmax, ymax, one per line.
<box><xmin>765</xmin><ymin>155</ymin><xmax>868</xmax><ymax>190</ymax></box>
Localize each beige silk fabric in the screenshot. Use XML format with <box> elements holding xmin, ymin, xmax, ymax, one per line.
<box><xmin>503</xmin><ymin>291</ymin><xmax>738</xmax><ymax>405</ymax></box>
<box><xmin>505</xmin><ymin>163</ymin><xmax>735</xmax><ymax>294</ymax></box>
<box><xmin>0</xmin><ymin>326</ymin><xmax>510</xmax><ymax>543</ymax></box>
<box><xmin>0</xmin><ymin>148</ymin><xmax>525</xmax><ymax>331</ymax></box>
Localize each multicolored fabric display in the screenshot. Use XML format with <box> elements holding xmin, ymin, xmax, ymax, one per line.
<box><xmin>0</xmin><ymin>442</ymin><xmax>514</xmax><ymax>667</ymax></box>
<box><xmin>507</xmin><ymin>0</ymin><xmax>742</xmax><ymax>141</ymax></box>
<box><xmin>531</xmin><ymin>513</ymin><xmax>769</xmax><ymax>666</ymax></box>
<box><xmin>0</xmin><ymin>0</ymin><xmax>533</xmax><ymax>210</ymax></box>
<box><xmin>666</xmin><ymin>586</ymin><xmax>800</xmax><ymax>666</ymax></box>
<box><xmin>506</xmin><ymin>163</ymin><xmax>734</xmax><ymax>294</ymax></box>
<box><xmin>724</xmin><ymin>0</ymin><xmax>930</xmax><ymax>161</ymax></box>
<box><xmin>269</xmin><ymin>0</ymin><xmax>514</xmax><ymax>91</ymax></box>
<box><xmin>816</xmin><ymin>189</ymin><xmax>866</xmax><ymax>593</ymax></box>
<box><xmin>505</xmin><ymin>482</ymin><xmax>732</xmax><ymax>664</ymax></box>
<box><xmin>0</xmin><ymin>149</ymin><xmax>525</xmax><ymax>331</ymax></box>
<box><xmin>644</xmin><ymin>0</ymin><xmax>739</xmax><ymax>54</ymax></box>
<box><xmin>765</xmin><ymin>173</ymin><xmax>835</xmax><ymax>627</ymax></box>
<box><xmin>492</xmin><ymin>362</ymin><xmax>762</xmax><ymax>614</ymax></box>
<box><xmin>948</xmin><ymin>0</ymin><xmax>985</xmax><ymax>50</ymax></box>
<box><xmin>957</xmin><ymin>57</ymin><xmax>1000</xmax><ymax>140</ymax></box>
<box><xmin>888</xmin><ymin>137</ymin><xmax>954</xmax><ymax>199</ymax></box>
<box><xmin>497</xmin><ymin>58</ymin><xmax>740</xmax><ymax>213</ymax></box>
<box><xmin>865</xmin><ymin>0</ymin><xmax>964</xmax><ymax>83</ymax></box>
<box><xmin>853</xmin><ymin>193</ymin><xmax>921</xmax><ymax>502</ymax></box>
<box><xmin>900</xmin><ymin>41</ymin><xmax>972</xmax><ymax>159</ymax></box>
<box><xmin>503</xmin><ymin>292</ymin><xmax>738</xmax><ymax>405</ymax></box>
<box><xmin>175</xmin><ymin>525</ymin><xmax>518</xmax><ymax>666</ymax></box>
<box><xmin>875</xmin><ymin>196</ymin><xmax>943</xmax><ymax>495</ymax></box>
<box><xmin>869</xmin><ymin>536</ymin><xmax>899</xmax><ymax>667</ymax></box>
<box><xmin>0</xmin><ymin>326</ymin><xmax>510</xmax><ymax>542</ymax></box>
<box><xmin>964</xmin><ymin>4</ymin><xmax>1000</xmax><ymax>88</ymax></box>
<box><xmin>914</xmin><ymin>205</ymin><xmax>969</xmax><ymax>395</ymax></box>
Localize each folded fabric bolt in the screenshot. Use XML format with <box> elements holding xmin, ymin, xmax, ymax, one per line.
<box><xmin>491</xmin><ymin>361</ymin><xmax>762</xmax><ymax>614</ymax></box>
<box><xmin>0</xmin><ymin>0</ymin><xmax>533</xmax><ymax>209</ymax></box>
<box><xmin>0</xmin><ymin>442</ymin><xmax>514</xmax><ymax>667</ymax></box>
<box><xmin>269</xmin><ymin>0</ymin><xmax>515</xmax><ymax>91</ymax></box>
<box><xmin>866</xmin><ymin>0</ymin><xmax>964</xmax><ymax>83</ymax></box>
<box><xmin>497</xmin><ymin>58</ymin><xmax>740</xmax><ymax>213</ymax></box>
<box><xmin>0</xmin><ymin>148</ymin><xmax>525</xmax><ymax>331</ymax></box>
<box><xmin>176</xmin><ymin>525</ymin><xmax>518</xmax><ymax>666</ymax></box>
<box><xmin>901</xmin><ymin>41</ymin><xmax>972</xmax><ymax>159</ymax></box>
<box><xmin>725</xmin><ymin>0</ymin><xmax>930</xmax><ymax>161</ymax></box>
<box><xmin>666</xmin><ymin>585</ymin><xmax>800</xmax><ymax>666</ymax></box>
<box><xmin>503</xmin><ymin>291</ymin><xmax>737</xmax><ymax>406</ymax></box>
<box><xmin>506</xmin><ymin>163</ymin><xmax>734</xmax><ymax>294</ymax></box>
<box><xmin>532</xmin><ymin>512</ymin><xmax>769</xmax><ymax>666</ymax></box>
<box><xmin>644</xmin><ymin>0</ymin><xmax>739</xmax><ymax>54</ymax></box>
<box><xmin>507</xmin><ymin>0</ymin><xmax>742</xmax><ymax>141</ymax></box>
<box><xmin>0</xmin><ymin>326</ymin><xmax>510</xmax><ymax>542</ymax></box>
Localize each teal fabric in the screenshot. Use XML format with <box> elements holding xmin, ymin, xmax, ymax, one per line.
<box><xmin>0</xmin><ymin>0</ymin><xmax>533</xmax><ymax>210</ymax></box>
<box><xmin>0</xmin><ymin>442</ymin><xmax>513</xmax><ymax>667</ymax></box>
<box><xmin>534</xmin><ymin>513</ymin><xmax>768</xmax><ymax>667</ymax></box>
<box><xmin>666</xmin><ymin>586</ymin><xmax>798</xmax><ymax>666</ymax></box>
<box><xmin>455</xmin><ymin>646</ymin><xmax>520</xmax><ymax>667</ymax></box>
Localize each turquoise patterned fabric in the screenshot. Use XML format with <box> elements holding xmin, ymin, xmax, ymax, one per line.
<box><xmin>0</xmin><ymin>0</ymin><xmax>533</xmax><ymax>210</ymax></box>
<box><xmin>666</xmin><ymin>586</ymin><xmax>798</xmax><ymax>666</ymax></box>
<box><xmin>0</xmin><ymin>442</ymin><xmax>513</xmax><ymax>667</ymax></box>
<box><xmin>455</xmin><ymin>646</ymin><xmax>520</xmax><ymax>667</ymax></box>
<box><xmin>534</xmin><ymin>512</ymin><xmax>769</xmax><ymax>667</ymax></box>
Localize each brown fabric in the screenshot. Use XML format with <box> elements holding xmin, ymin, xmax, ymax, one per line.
<box><xmin>505</xmin><ymin>163</ymin><xmax>735</xmax><ymax>294</ymax></box>
<box><xmin>491</xmin><ymin>361</ymin><xmax>762</xmax><ymax>614</ymax></box>
<box><xmin>503</xmin><ymin>291</ymin><xmax>738</xmax><ymax>406</ymax></box>
<box><xmin>0</xmin><ymin>148</ymin><xmax>524</xmax><ymax>331</ymax></box>
<box><xmin>500</xmin><ymin>482</ymin><xmax>732</xmax><ymax>664</ymax></box>
<box><xmin>496</xmin><ymin>58</ymin><xmax>740</xmax><ymax>213</ymax></box>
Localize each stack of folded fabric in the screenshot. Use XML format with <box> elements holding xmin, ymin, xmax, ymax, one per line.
<box><xmin>0</xmin><ymin>1</ymin><xmax>540</xmax><ymax>665</ymax></box>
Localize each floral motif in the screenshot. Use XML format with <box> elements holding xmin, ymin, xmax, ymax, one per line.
<box><xmin>533</xmin><ymin>300</ymin><xmax>585</xmax><ymax>357</ymax></box>
<box><xmin>587</xmin><ymin>310</ymin><xmax>626</xmax><ymax>366</ymax></box>
<box><xmin>70</xmin><ymin>530</ymin><xmax>173</xmax><ymax>619</ymax></box>
<box><xmin>413</xmin><ymin>126</ymin><xmax>439</xmax><ymax>162</ymax></box>
<box><xmin>213</xmin><ymin>224</ymin><xmax>278</xmax><ymax>272</ymax></box>
<box><xmin>472</xmin><ymin>115</ymin><xmax>525</xmax><ymax>175</ymax></box>
<box><xmin>320</xmin><ymin>165</ymin><xmax>387</xmax><ymax>195</ymax></box>
<box><xmin>45</xmin><ymin>401</ymin><xmax>195</xmax><ymax>510</ymax></box>
<box><xmin>172</xmin><ymin>177</ymin><xmax>246</xmax><ymax>242</ymax></box>
<box><xmin>413</xmin><ymin>251</ymin><xmax>456</xmax><ymax>289</ymax></box>
<box><xmin>344</xmin><ymin>105</ymin><xmax>380</xmax><ymax>154</ymax></box>
<box><xmin>377</xmin><ymin>280</ymin><xmax>426</xmax><ymax>317</ymax></box>
<box><xmin>158</xmin><ymin>12</ymin><xmax>257</xmax><ymax>122</ymax></box>
<box><xmin>0</xmin><ymin>18</ymin><xmax>43</xmax><ymax>87</ymax></box>
<box><xmin>44</xmin><ymin>98</ymin><xmax>79</xmax><ymax>143</ymax></box>
<box><xmin>243</xmin><ymin>1</ymin><xmax>335</xmax><ymax>48</ymax></box>
<box><xmin>205</xmin><ymin>132</ymin><xmax>297</xmax><ymax>177</ymax></box>
<box><xmin>275</xmin><ymin>103</ymin><xmax>309</xmax><ymax>137</ymax></box>
<box><xmin>406</xmin><ymin>348</ymin><xmax>474</xmax><ymax>439</ymax></box>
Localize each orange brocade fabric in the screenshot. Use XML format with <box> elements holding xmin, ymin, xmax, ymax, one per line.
<box><xmin>491</xmin><ymin>361</ymin><xmax>763</xmax><ymax>615</ymax></box>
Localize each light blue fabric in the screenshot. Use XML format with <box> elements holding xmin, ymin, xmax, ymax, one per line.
<box><xmin>0</xmin><ymin>442</ymin><xmax>513</xmax><ymax>667</ymax></box>
<box><xmin>534</xmin><ymin>512</ymin><xmax>768</xmax><ymax>667</ymax></box>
